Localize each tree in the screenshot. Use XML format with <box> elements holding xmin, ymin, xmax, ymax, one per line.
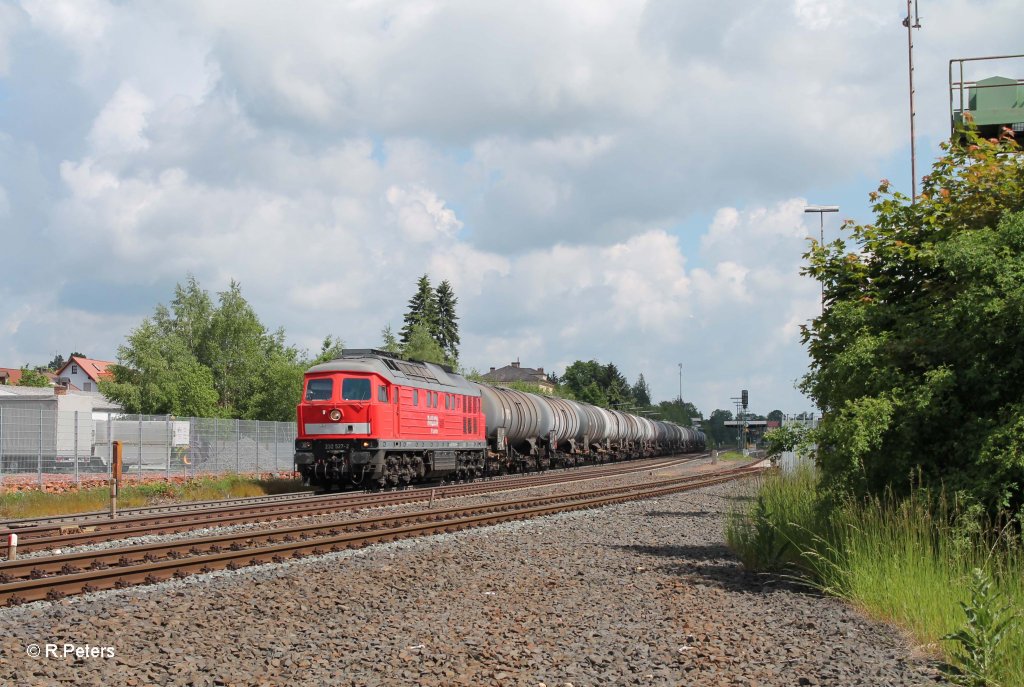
<box><xmin>559</xmin><ymin>360</ymin><xmax>633</xmax><ymax>409</ymax></box>
<box><xmin>434</xmin><ymin>280</ymin><xmax>460</xmax><ymax>365</ymax></box>
<box><xmin>203</xmin><ymin>281</ymin><xmax>273</xmax><ymax>417</ymax></box>
<box><xmin>168</xmin><ymin>275</ymin><xmax>213</xmax><ymax>359</ymax></box>
<box><xmin>312</xmin><ymin>335</ymin><xmax>346</xmax><ymax>365</ymax></box>
<box><xmin>802</xmin><ymin>128</ymin><xmax>1024</xmax><ymax>510</ymax></box>
<box><xmin>403</xmin><ymin>321</ymin><xmax>447</xmax><ymax>366</ymax></box>
<box><xmin>45</xmin><ymin>354</ymin><xmax>65</xmax><ymax>372</ymax></box>
<box><xmin>763</xmin><ymin>424</ymin><xmax>811</xmax><ymax>459</ymax></box>
<box><xmin>657</xmin><ymin>399</ymin><xmax>699</xmax><ymax>425</ymax></box>
<box><xmin>400</xmin><ymin>275</ymin><xmax>438</xmax><ymax>346</ymax></box>
<box><xmin>631</xmin><ymin>373</ymin><xmax>652</xmax><ymax>407</ymax></box>
<box><xmin>706</xmin><ymin>409</ymin><xmax>734</xmax><ymax>448</ymax></box>
<box><xmin>103</xmin><ymin>277</ymin><xmax>341</xmax><ymax>421</ymax></box>
<box><xmin>16</xmin><ymin>368</ymin><xmax>50</xmax><ymax>387</ymax></box>
<box><xmin>380</xmin><ymin>325</ymin><xmax>401</xmax><ymax>354</ymax></box>
<box><xmin>767</xmin><ymin>409</ymin><xmax>785</xmax><ymax>424</ymax></box>
<box><xmin>100</xmin><ymin>321</ymin><xmax>220</xmax><ymax>417</ymax></box>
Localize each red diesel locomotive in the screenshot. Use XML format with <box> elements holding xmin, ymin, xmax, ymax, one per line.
<box><xmin>293</xmin><ymin>350</ymin><xmax>487</xmax><ymax>487</ymax></box>
<box><xmin>294</xmin><ymin>350</ymin><xmax>706</xmax><ymax>488</ymax></box>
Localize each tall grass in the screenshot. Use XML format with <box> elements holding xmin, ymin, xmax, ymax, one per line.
<box><xmin>0</xmin><ymin>476</ymin><xmax>310</xmax><ymax>520</ymax></box>
<box><xmin>726</xmin><ymin>465</ymin><xmax>1023</xmax><ymax>686</ymax></box>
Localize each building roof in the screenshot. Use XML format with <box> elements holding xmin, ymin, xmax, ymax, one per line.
<box><xmin>0</xmin><ymin>368</ymin><xmax>24</xmax><ymax>385</ymax></box>
<box><xmin>0</xmin><ymin>385</ymin><xmax>56</xmax><ymax>397</ymax></box>
<box><xmin>0</xmin><ymin>368</ymin><xmax>60</xmax><ymax>386</ymax></box>
<box><xmin>480</xmin><ymin>362</ymin><xmax>552</xmax><ymax>386</ymax></box>
<box><xmin>57</xmin><ymin>356</ymin><xmax>116</xmax><ymax>383</ymax></box>
<box><xmin>0</xmin><ymin>385</ymin><xmax>123</xmax><ymax>411</ymax></box>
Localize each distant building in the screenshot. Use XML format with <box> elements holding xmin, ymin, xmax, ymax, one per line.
<box><xmin>0</xmin><ymin>368</ymin><xmax>60</xmax><ymax>386</ymax></box>
<box><xmin>55</xmin><ymin>356</ymin><xmax>116</xmax><ymax>393</ymax></box>
<box><xmin>0</xmin><ymin>368</ymin><xmax>24</xmax><ymax>386</ymax></box>
<box><xmin>480</xmin><ymin>361</ymin><xmax>555</xmax><ymax>393</ymax></box>
<box><xmin>0</xmin><ymin>384</ymin><xmax>122</xmax><ymax>413</ymax></box>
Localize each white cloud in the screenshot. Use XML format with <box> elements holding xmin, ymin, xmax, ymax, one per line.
<box><xmin>88</xmin><ymin>82</ymin><xmax>153</xmax><ymax>155</ymax></box>
<box><xmin>386</xmin><ymin>185</ymin><xmax>463</xmax><ymax>243</ymax></box>
<box><xmin>21</xmin><ymin>0</ymin><xmax>112</xmax><ymax>51</ymax></box>
<box><xmin>3</xmin><ymin>0</ymin><xmax>1024</xmax><ymax>415</ymax></box>
<box><xmin>0</xmin><ymin>3</ymin><xmax>26</xmax><ymax>76</ymax></box>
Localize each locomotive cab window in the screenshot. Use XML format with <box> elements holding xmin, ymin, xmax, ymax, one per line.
<box><xmin>341</xmin><ymin>378</ymin><xmax>371</xmax><ymax>401</ymax></box>
<box><xmin>413</xmin><ymin>389</ymin><xmax>419</xmax><ymax>406</ymax></box>
<box><xmin>305</xmin><ymin>378</ymin><xmax>333</xmax><ymax>401</ymax></box>
<box><xmin>378</xmin><ymin>385</ymin><xmax>388</xmax><ymax>403</ymax></box>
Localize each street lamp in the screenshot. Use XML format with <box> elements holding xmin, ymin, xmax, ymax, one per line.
<box><xmin>805</xmin><ymin>205</ymin><xmax>839</xmax><ymax>309</ymax></box>
<box><xmin>677</xmin><ymin>363</ymin><xmax>682</xmax><ymax>404</ymax></box>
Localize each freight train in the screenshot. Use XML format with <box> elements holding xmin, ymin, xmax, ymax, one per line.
<box><xmin>293</xmin><ymin>350</ymin><xmax>705</xmax><ymax>489</ymax></box>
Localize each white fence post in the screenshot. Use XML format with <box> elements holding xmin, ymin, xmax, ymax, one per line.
<box><xmin>235</xmin><ymin>420</ymin><xmax>240</xmax><ymax>474</ymax></box>
<box><xmin>107</xmin><ymin>414</ymin><xmax>113</xmax><ymax>479</ymax></box>
<box><xmin>255</xmin><ymin>420</ymin><xmax>260</xmax><ymax>474</ymax></box>
<box><xmin>138</xmin><ymin>415</ymin><xmax>144</xmax><ymax>475</ymax></box>
<box><xmin>37</xmin><ymin>407</ymin><xmax>43</xmax><ymax>488</ymax></box>
<box><xmin>0</xmin><ymin>406</ymin><xmax>4</xmax><ymax>486</ymax></box>
<box><xmin>274</xmin><ymin>422</ymin><xmax>279</xmax><ymax>473</ymax></box>
<box><xmin>165</xmin><ymin>415</ymin><xmax>171</xmax><ymax>478</ymax></box>
<box><xmin>74</xmin><ymin>411</ymin><xmax>80</xmax><ymax>485</ymax></box>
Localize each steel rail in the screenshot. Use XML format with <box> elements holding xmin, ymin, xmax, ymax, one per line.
<box><xmin>0</xmin><ymin>456</ymin><xmax>700</xmax><ymax>548</ymax></box>
<box><xmin>0</xmin><ymin>463</ymin><xmax>762</xmax><ymax>605</ymax></box>
<box><xmin>1</xmin><ymin>455</ymin><xmax>695</xmax><ymax>532</ymax></box>
<box><xmin>3</xmin><ymin>456</ymin><xmax>703</xmax><ymax>553</ymax></box>
<box><xmin>0</xmin><ymin>465</ymin><xmax>748</xmax><ymax>580</ymax></box>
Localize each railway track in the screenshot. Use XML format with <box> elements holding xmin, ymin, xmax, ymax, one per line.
<box><xmin>0</xmin><ymin>461</ymin><xmax>763</xmax><ymax>605</ymax></box>
<box><xmin>2</xmin><ymin>455</ymin><xmax>704</xmax><ymax>554</ymax></box>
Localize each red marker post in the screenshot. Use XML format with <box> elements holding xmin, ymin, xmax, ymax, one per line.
<box><xmin>110</xmin><ymin>440</ymin><xmax>123</xmax><ymax>519</ymax></box>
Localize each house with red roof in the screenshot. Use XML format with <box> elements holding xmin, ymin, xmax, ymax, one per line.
<box><xmin>0</xmin><ymin>368</ymin><xmax>62</xmax><ymax>386</ymax></box>
<box><xmin>0</xmin><ymin>368</ymin><xmax>24</xmax><ymax>386</ymax></box>
<box><xmin>55</xmin><ymin>356</ymin><xmax>116</xmax><ymax>393</ymax></box>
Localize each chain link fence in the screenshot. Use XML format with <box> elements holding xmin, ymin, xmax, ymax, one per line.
<box><xmin>0</xmin><ymin>407</ymin><xmax>297</xmax><ymax>487</ymax></box>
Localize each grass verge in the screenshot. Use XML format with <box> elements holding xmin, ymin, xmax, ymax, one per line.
<box><xmin>715</xmin><ymin>450</ymin><xmax>752</xmax><ymax>461</ymax></box>
<box><xmin>726</xmin><ymin>465</ymin><xmax>1023</xmax><ymax>686</ymax></box>
<box><xmin>0</xmin><ymin>475</ymin><xmax>311</xmax><ymax>520</ymax></box>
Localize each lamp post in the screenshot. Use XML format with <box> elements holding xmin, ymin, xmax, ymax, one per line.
<box><xmin>677</xmin><ymin>363</ymin><xmax>682</xmax><ymax>404</ymax></box>
<box><xmin>903</xmin><ymin>0</ymin><xmax>921</xmax><ymax>203</ymax></box>
<box><xmin>805</xmin><ymin>205</ymin><xmax>839</xmax><ymax>309</ymax></box>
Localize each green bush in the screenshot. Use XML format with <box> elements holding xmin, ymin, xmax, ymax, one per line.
<box><xmin>727</xmin><ymin>468</ymin><xmax>1024</xmax><ymax>686</ymax></box>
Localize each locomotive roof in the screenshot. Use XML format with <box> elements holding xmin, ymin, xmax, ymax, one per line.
<box><xmin>306</xmin><ymin>350</ymin><xmax>479</xmax><ymax>394</ymax></box>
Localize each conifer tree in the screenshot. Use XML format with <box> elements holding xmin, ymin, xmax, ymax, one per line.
<box><xmin>434</xmin><ymin>280</ymin><xmax>460</xmax><ymax>365</ymax></box>
<box><xmin>631</xmin><ymin>373</ymin><xmax>652</xmax><ymax>407</ymax></box>
<box><xmin>400</xmin><ymin>275</ymin><xmax>438</xmax><ymax>345</ymax></box>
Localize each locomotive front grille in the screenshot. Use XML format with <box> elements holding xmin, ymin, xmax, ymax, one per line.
<box><xmin>304</xmin><ymin>423</ymin><xmax>371</xmax><ymax>435</ymax></box>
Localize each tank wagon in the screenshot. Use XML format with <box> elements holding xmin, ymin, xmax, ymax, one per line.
<box><xmin>294</xmin><ymin>350</ymin><xmax>705</xmax><ymax>489</ymax></box>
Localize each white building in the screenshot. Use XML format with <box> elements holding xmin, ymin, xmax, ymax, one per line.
<box><xmin>55</xmin><ymin>355</ymin><xmax>115</xmax><ymax>393</ymax></box>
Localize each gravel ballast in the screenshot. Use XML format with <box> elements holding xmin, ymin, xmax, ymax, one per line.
<box><xmin>0</xmin><ymin>478</ymin><xmax>945</xmax><ymax>686</ymax></box>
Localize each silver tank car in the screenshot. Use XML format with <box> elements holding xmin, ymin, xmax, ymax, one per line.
<box><xmin>473</xmin><ymin>383</ymin><xmax>553</xmax><ymax>454</ymax></box>
<box><xmin>470</xmin><ymin>380</ymin><xmax>700</xmax><ymax>466</ymax></box>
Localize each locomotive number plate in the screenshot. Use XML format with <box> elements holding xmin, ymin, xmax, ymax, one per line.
<box><xmin>322</xmin><ymin>443</ymin><xmax>347</xmax><ymax>452</ymax></box>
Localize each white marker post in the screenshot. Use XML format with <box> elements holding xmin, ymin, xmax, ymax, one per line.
<box><xmin>110</xmin><ymin>441</ymin><xmax>123</xmax><ymax>519</ymax></box>
<box><xmin>6</xmin><ymin>532</ymin><xmax>17</xmax><ymax>561</ymax></box>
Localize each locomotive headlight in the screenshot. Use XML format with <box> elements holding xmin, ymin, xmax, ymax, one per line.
<box><xmin>329</xmin><ymin>409</ymin><xmax>342</xmax><ymax>421</ymax></box>
<box><xmin>362</xmin><ymin>441</ymin><xmax>370</xmax><ymax>447</ymax></box>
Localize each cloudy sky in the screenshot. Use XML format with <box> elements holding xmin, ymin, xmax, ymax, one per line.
<box><xmin>1</xmin><ymin>0</ymin><xmax>1021</xmax><ymax>417</ymax></box>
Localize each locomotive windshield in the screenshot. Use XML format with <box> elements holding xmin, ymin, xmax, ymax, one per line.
<box><xmin>341</xmin><ymin>378</ymin><xmax>372</xmax><ymax>401</ymax></box>
<box><xmin>305</xmin><ymin>378</ymin><xmax>333</xmax><ymax>401</ymax></box>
